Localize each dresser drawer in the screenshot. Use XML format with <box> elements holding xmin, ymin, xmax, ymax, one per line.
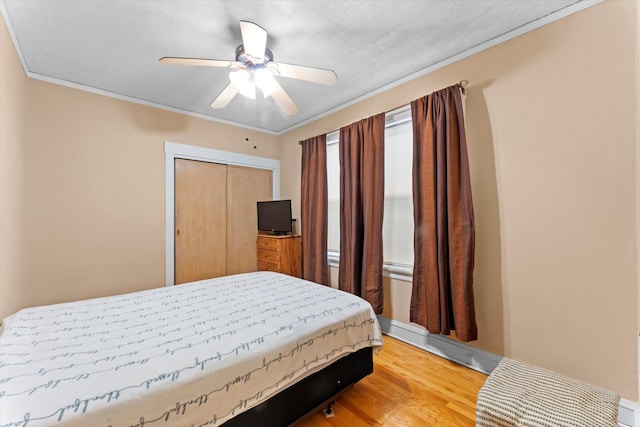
<box><xmin>257</xmin><ymin>260</ymin><xmax>279</xmax><ymax>272</ymax></box>
<box><xmin>257</xmin><ymin>236</ymin><xmax>278</xmax><ymax>250</ymax></box>
<box><xmin>257</xmin><ymin>249</ymin><xmax>280</xmax><ymax>264</ymax></box>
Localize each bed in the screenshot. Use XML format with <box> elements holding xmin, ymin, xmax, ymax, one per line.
<box><xmin>0</xmin><ymin>271</ymin><xmax>383</xmax><ymax>427</ymax></box>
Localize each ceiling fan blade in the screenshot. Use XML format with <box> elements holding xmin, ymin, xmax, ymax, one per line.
<box><xmin>272</xmin><ymin>62</ymin><xmax>337</xmax><ymax>86</ymax></box>
<box><xmin>240</xmin><ymin>21</ymin><xmax>267</xmax><ymax>61</ymax></box>
<box><xmin>270</xmin><ymin>80</ymin><xmax>299</xmax><ymax>115</ymax></box>
<box><xmin>211</xmin><ymin>83</ymin><xmax>238</xmax><ymax>109</ymax></box>
<box><xmin>160</xmin><ymin>57</ymin><xmax>241</xmax><ymax>68</ymax></box>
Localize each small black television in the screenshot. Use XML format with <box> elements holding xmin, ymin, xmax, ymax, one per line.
<box><xmin>257</xmin><ymin>199</ymin><xmax>293</xmax><ymax>235</ymax></box>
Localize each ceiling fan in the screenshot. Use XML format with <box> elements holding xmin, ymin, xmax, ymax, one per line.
<box><xmin>160</xmin><ymin>21</ymin><xmax>337</xmax><ymax>115</ymax></box>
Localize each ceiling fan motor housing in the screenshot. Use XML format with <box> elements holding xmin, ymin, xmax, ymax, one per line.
<box><xmin>235</xmin><ymin>45</ymin><xmax>274</xmax><ymax>66</ymax></box>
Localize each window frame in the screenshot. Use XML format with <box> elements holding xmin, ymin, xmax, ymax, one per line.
<box><xmin>325</xmin><ymin>106</ymin><xmax>414</xmax><ymax>282</ymax></box>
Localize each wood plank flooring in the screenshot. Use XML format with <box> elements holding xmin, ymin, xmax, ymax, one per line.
<box><xmin>296</xmin><ymin>336</ymin><xmax>488</xmax><ymax>426</ymax></box>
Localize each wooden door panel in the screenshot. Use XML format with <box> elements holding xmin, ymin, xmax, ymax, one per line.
<box><xmin>226</xmin><ymin>165</ymin><xmax>273</xmax><ymax>275</ymax></box>
<box><xmin>175</xmin><ymin>159</ymin><xmax>227</xmax><ymax>284</ymax></box>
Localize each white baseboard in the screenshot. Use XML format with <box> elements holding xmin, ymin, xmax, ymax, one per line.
<box><xmin>376</xmin><ymin>316</ymin><xmax>501</xmax><ymax>375</ymax></box>
<box><xmin>618</xmin><ymin>398</ymin><xmax>639</xmax><ymax>427</ymax></box>
<box><xmin>377</xmin><ymin>316</ymin><xmax>637</xmax><ymax>427</ymax></box>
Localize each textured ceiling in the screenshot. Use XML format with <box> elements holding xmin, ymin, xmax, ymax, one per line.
<box><xmin>1</xmin><ymin>0</ymin><xmax>592</xmax><ymax>134</ymax></box>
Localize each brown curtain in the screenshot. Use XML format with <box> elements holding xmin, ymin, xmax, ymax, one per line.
<box><xmin>410</xmin><ymin>84</ymin><xmax>477</xmax><ymax>342</ymax></box>
<box><xmin>338</xmin><ymin>113</ymin><xmax>385</xmax><ymax>313</ymax></box>
<box><xmin>300</xmin><ymin>134</ymin><xmax>329</xmax><ymax>285</ymax></box>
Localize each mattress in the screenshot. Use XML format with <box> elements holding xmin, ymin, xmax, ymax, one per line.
<box><xmin>0</xmin><ymin>272</ymin><xmax>383</xmax><ymax>427</ymax></box>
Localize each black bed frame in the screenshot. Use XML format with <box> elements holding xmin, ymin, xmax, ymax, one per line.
<box><xmin>222</xmin><ymin>346</ymin><xmax>374</xmax><ymax>426</ymax></box>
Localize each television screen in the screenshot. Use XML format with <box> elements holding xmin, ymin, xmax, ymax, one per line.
<box><xmin>257</xmin><ymin>200</ymin><xmax>292</xmax><ymax>235</ymax></box>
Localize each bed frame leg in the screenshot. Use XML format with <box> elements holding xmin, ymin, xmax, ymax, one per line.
<box><xmin>323</xmin><ymin>402</ymin><xmax>335</xmax><ymax>418</ymax></box>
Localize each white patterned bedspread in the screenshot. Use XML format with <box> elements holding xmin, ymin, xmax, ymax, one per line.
<box><xmin>0</xmin><ymin>272</ymin><xmax>383</xmax><ymax>427</ymax></box>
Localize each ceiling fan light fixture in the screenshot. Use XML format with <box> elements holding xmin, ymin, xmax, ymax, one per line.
<box><xmin>229</xmin><ymin>68</ymin><xmax>255</xmax><ymax>99</ymax></box>
<box><xmin>254</xmin><ymin>67</ymin><xmax>276</xmax><ymax>97</ymax></box>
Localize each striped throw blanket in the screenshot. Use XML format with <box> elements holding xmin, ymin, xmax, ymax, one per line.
<box><xmin>476</xmin><ymin>358</ymin><xmax>620</xmax><ymax>427</ymax></box>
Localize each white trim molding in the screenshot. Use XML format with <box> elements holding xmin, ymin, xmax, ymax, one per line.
<box><xmin>378</xmin><ymin>315</ymin><xmax>637</xmax><ymax>427</ymax></box>
<box><xmin>328</xmin><ymin>252</ymin><xmax>413</xmax><ymax>282</ymax></box>
<box><xmin>1</xmin><ymin>1</ymin><xmax>603</xmax><ymax>136</ymax></box>
<box><xmin>282</xmin><ymin>1</ymin><xmax>605</xmax><ymax>134</ymax></box>
<box><xmin>164</xmin><ymin>141</ymin><xmax>280</xmax><ymax>286</ymax></box>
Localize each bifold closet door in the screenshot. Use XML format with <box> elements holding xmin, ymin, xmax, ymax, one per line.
<box><xmin>174</xmin><ymin>159</ymin><xmax>227</xmax><ymax>284</ymax></box>
<box><xmin>226</xmin><ymin>165</ymin><xmax>273</xmax><ymax>275</ymax></box>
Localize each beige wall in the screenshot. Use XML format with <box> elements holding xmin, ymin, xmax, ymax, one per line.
<box><xmin>280</xmin><ymin>0</ymin><xmax>639</xmax><ymax>400</ymax></box>
<box><xmin>0</xmin><ymin>14</ymin><xmax>27</xmax><ymax>319</ymax></box>
<box><xmin>24</xmin><ymin>81</ymin><xmax>279</xmax><ymax>308</ymax></box>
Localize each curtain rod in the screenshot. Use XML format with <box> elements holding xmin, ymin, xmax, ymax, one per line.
<box><xmin>298</xmin><ymin>80</ymin><xmax>468</xmax><ymax>145</ymax></box>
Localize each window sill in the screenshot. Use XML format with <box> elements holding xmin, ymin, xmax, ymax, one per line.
<box><xmin>327</xmin><ymin>252</ymin><xmax>413</xmax><ymax>283</ymax></box>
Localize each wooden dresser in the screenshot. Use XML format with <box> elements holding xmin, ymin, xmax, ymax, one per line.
<box><xmin>256</xmin><ymin>234</ymin><xmax>302</xmax><ymax>278</ymax></box>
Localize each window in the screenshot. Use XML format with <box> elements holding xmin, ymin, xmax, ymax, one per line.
<box><xmin>326</xmin><ymin>132</ymin><xmax>341</xmax><ymax>255</ymax></box>
<box><xmin>326</xmin><ymin>107</ymin><xmax>414</xmax><ymax>280</ymax></box>
<box><xmin>382</xmin><ymin>107</ymin><xmax>414</xmax><ymax>268</ymax></box>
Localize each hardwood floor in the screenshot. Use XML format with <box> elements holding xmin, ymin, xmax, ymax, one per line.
<box><xmin>297</xmin><ymin>336</ymin><xmax>488</xmax><ymax>426</ymax></box>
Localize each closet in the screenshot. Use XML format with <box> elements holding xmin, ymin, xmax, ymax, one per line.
<box><xmin>174</xmin><ymin>159</ymin><xmax>272</xmax><ymax>284</ymax></box>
